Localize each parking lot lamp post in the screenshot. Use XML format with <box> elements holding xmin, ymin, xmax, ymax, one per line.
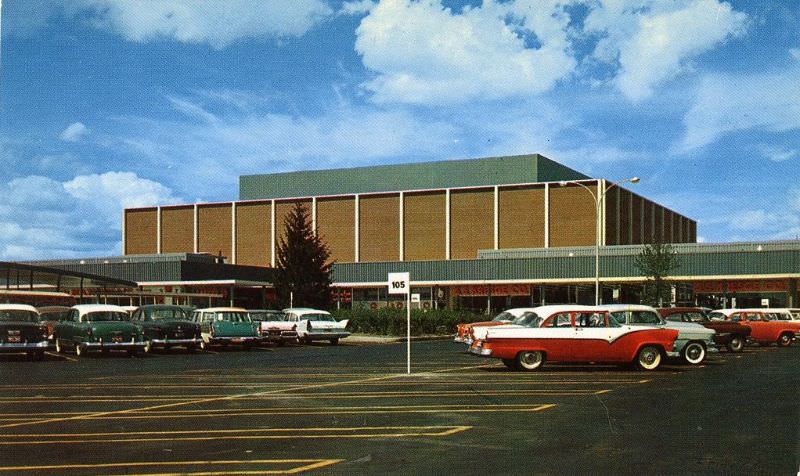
<box><xmin>559</xmin><ymin>177</ymin><xmax>639</xmax><ymax>305</ymax></box>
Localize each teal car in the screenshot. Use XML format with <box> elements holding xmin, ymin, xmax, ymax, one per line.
<box><xmin>191</xmin><ymin>307</ymin><xmax>260</xmax><ymax>350</ymax></box>
<box><xmin>53</xmin><ymin>304</ymin><xmax>146</xmax><ymax>357</ymax></box>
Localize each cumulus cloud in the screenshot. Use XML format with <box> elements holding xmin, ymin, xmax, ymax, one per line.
<box><xmin>678</xmin><ymin>65</ymin><xmax>800</xmax><ymax>151</ymax></box>
<box><xmin>0</xmin><ymin>172</ymin><xmax>181</xmax><ymax>260</ymax></box>
<box><xmin>354</xmin><ymin>0</ymin><xmax>576</xmax><ymax>104</ymax></box>
<box><xmin>758</xmin><ymin>145</ymin><xmax>798</xmax><ymax>163</ymax></box>
<box><xmin>66</xmin><ymin>0</ymin><xmax>332</xmax><ymax>48</ymax></box>
<box><xmin>584</xmin><ymin>0</ymin><xmax>748</xmax><ymax>101</ymax></box>
<box><xmin>722</xmin><ymin>188</ymin><xmax>800</xmax><ymax>241</ymax></box>
<box><xmin>59</xmin><ymin>122</ymin><xmax>90</xmax><ymax>142</ymax></box>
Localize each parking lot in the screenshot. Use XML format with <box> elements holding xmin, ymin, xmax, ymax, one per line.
<box><xmin>1</xmin><ymin>340</ymin><xmax>798</xmax><ymax>475</ymax></box>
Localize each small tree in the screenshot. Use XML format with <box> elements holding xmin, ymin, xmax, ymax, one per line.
<box><xmin>274</xmin><ymin>203</ymin><xmax>333</xmax><ymax>309</ymax></box>
<box><xmin>634</xmin><ymin>242</ymin><xmax>680</xmax><ymax>307</ymax></box>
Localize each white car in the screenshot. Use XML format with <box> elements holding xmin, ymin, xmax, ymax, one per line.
<box><xmin>469</xmin><ymin>305</ymin><xmax>598</xmax><ymax>344</ymax></box>
<box><xmin>283</xmin><ymin>308</ymin><xmax>349</xmax><ymax>345</ymax></box>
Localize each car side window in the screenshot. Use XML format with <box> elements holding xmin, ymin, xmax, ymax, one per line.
<box><xmin>684</xmin><ymin>312</ymin><xmax>705</xmax><ymax>323</ymax></box>
<box><xmin>70</xmin><ymin>309</ymin><xmax>79</xmax><ymax>322</ymax></box>
<box><xmin>630</xmin><ymin>311</ymin><xmax>661</xmax><ymax>324</ymax></box>
<box><xmin>553</xmin><ymin>313</ymin><xmax>571</xmax><ymax>327</ymax></box>
<box><xmin>664</xmin><ymin>313</ymin><xmax>682</xmax><ymax>322</ymax></box>
<box><xmin>576</xmin><ymin>312</ymin><xmax>605</xmax><ymax>328</ymax></box>
<box><xmin>609</xmin><ymin>312</ymin><xmax>626</xmax><ymax>325</ymax></box>
<box><xmin>730</xmin><ymin>313</ymin><xmax>742</xmax><ymax>322</ymax></box>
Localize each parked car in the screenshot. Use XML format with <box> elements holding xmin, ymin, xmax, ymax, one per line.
<box><xmin>283</xmin><ymin>308</ymin><xmax>349</xmax><ymax>345</ymax></box>
<box><xmin>191</xmin><ymin>307</ymin><xmax>260</xmax><ymax>350</ymax></box>
<box><xmin>467</xmin><ymin>305</ymin><xmax>597</xmax><ymax>348</ymax></box>
<box><xmin>0</xmin><ymin>304</ymin><xmax>49</xmax><ymax>360</ymax></box>
<box><xmin>657</xmin><ymin>307</ymin><xmax>751</xmax><ymax>352</ymax></box>
<box><xmin>709</xmin><ymin>309</ymin><xmax>799</xmax><ymax>346</ymax></box>
<box><xmin>601</xmin><ymin>304</ymin><xmax>717</xmax><ymax>365</ymax></box>
<box><xmin>456</xmin><ymin>307</ymin><xmax>546</xmax><ymax>345</ymax></box>
<box><xmin>470</xmin><ymin>308</ymin><xmax>678</xmax><ymax>371</ymax></box>
<box><xmin>37</xmin><ymin>305</ymin><xmax>73</xmax><ymax>339</ymax></box>
<box><xmin>53</xmin><ymin>304</ymin><xmax>146</xmax><ymax>356</ymax></box>
<box><xmin>248</xmin><ymin>309</ymin><xmax>298</xmax><ymax>345</ymax></box>
<box><xmin>131</xmin><ymin>304</ymin><xmax>202</xmax><ymax>353</ymax></box>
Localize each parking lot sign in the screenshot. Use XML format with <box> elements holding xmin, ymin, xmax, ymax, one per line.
<box><xmin>388</xmin><ymin>272</ymin><xmax>410</xmax><ymax>295</ymax></box>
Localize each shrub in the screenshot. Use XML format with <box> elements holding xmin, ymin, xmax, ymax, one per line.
<box><xmin>332</xmin><ymin>308</ymin><xmax>487</xmax><ymax>336</ymax></box>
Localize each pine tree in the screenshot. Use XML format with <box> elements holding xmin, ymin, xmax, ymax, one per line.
<box><xmin>274</xmin><ymin>202</ymin><xmax>333</xmax><ymax>309</ymax></box>
<box><xmin>634</xmin><ymin>242</ymin><xmax>680</xmax><ymax>307</ymax></box>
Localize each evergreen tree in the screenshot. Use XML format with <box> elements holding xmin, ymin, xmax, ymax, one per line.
<box><xmin>274</xmin><ymin>203</ymin><xmax>333</xmax><ymax>309</ymax></box>
<box><xmin>634</xmin><ymin>242</ymin><xmax>680</xmax><ymax>307</ymax></box>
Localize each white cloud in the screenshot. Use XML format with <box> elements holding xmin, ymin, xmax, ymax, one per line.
<box><xmin>585</xmin><ymin>0</ymin><xmax>747</xmax><ymax>101</ymax></box>
<box><xmin>679</xmin><ymin>65</ymin><xmax>800</xmax><ymax>150</ymax></box>
<box><xmin>354</xmin><ymin>0</ymin><xmax>576</xmax><ymax>104</ymax></box>
<box><xmin>59</xmin><ymin>122</ymin><xmax>90</xmax><ymax>142</ymax></box>
<box><xmin>758</xmin><ymin>144</ymin><xmax>798</xmax><ymax>163</ymax></box>
<box><xmin>68</xmin><ymin>0</ymin><xmax>332</xmax><ymax>49</ymax></box>
<box><xmin>0</xmin><ymin>172</ymin><xmax>180</xmax><ymax>260</ymax></box>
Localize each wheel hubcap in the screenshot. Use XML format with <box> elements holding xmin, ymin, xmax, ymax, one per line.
<box><xmin>687</xmin><ymin>345</ymin><xmax>703</xmax><ymax>361</ymax></box>
<box><xmin>642</xmin><ymin>350</ymin><xmax>656</xmax><ymax>365</ymax></box>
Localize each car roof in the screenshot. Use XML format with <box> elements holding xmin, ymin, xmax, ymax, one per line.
<box><xmin>137</xmin><ymin>304</ymin><xmax>189</xmax><ymax>310</ymax></box>
<box><xmin>247</xmin><ymin>309</ymin><xmax>284</xmax><ymax>312</ymax></box>
<box><xmin>597</xmin><ymin>304</ymin><xmax>658</xmax><ymax>312</ymax></box>
<box><xmin>193</xmin><ymin>307</ymin><xmax>248</xmax><ymax>312</ymax></box>
<box><xmin>37</xmin><ymin>306</ymin><xmax>72</xmax><ymax>312</ymax></box>
<box><xmin>0</xmin><ymin>303</ymin><xmax>39</xmax><ymax>313</ymax></box>
<box><xmin>503</xmin><ymin>305</ymin><xmax>597</xmax><ymax>317</ymax></box>
<box><xmin>71</xmin><ymin>304</ymin><xmax>128</xmax><ymax>314</ymax></box>
<box><xmin>283</xmin><ymin>308</ymin><xmax>331</xmax><ymax>315</ymax></box>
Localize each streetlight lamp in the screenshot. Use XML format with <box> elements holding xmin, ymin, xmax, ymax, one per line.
<box><xmin>559</xmin><ymin>177</ymin><xmax>640</xmax><ymax>305</ymax></box>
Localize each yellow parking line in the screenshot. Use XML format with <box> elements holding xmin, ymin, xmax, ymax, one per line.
<box><xmin>0</xmin><ymin>459</ymin><xmax>343</xmax><ymax>474</ymax></box>
<box><xmin>43</xmin><ymin>352</ymin><xmax>78</xmax><ymax>362</ymax></box>
<box><xmin>0</xmin><ymin>425</ymin><xmax>473</xmax><ymax>445</ymax></box>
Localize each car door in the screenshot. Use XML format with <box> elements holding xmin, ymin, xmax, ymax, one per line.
<box><xmin>540</xmin><ymin>312</ymin><xmax>576</xmax><ymax>361</ymax></box>
<box><xmin>571</xmin><ymin>311</ymin><xmax>612</xmax><ymax>361</ymax></box>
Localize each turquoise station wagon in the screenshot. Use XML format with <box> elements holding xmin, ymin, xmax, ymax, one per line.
<box><xmin>191</xmin><ymin>307</ymin><xmax>260</xmax><ymax>350</ymax></box>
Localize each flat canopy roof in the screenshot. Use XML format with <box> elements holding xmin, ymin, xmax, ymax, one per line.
<box><xmin>0</xmin><ymin>261</ymin><xmax>138</xmax><ymax>291</ymax></box>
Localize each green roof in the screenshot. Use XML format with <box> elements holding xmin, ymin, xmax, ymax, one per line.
<box><xmin>239</xmin><ymin>154</ymin><xmax>590</xmax><ymax>200</ymax></box>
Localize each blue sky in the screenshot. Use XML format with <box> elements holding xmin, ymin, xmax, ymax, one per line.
<box><xmin>1</xmin><ymin>0</ymin><xmax>799</xmax><ymax>259</ymax></box>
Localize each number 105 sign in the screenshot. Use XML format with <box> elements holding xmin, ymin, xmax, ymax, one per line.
<box><xmin>388</xmin><ymin>272</ymin><xmax>410</xmax><ymax>295</ymax></box>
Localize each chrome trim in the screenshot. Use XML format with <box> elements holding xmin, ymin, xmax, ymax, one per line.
<box><xmin>304</xmin><ymin>332</ymin><xmax>350</xmax><ymax>340</ymax></box>
<box><xmin>0</xmin><ymin>341</ymin><xmax>49</xmax><ymax>350</ymax></box>
<box><xmin>151</xmin><ymin>338</ymin><xmax>202</xmax><ymax>345</ymax></box>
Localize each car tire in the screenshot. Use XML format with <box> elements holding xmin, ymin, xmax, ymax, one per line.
<box><xmin>726</xmin><ymin>335</ymin><xmax>745</xmax><ymax>352</ymax></box>
<box><xmin>681</xmin><ymin>342</ymin><xmax>706</xmax><ymax>365</ymax></box>
<box><xmin>635</xmin><ymin>346</ymin><xmax>662</xmax><ymax>371</ymax></box>
<box><xmin>777</xmin><ymin>333</ymin><xmax>793</xmax><ymax>347</ymax></box>
<box><xmin>330</xmin><ymin>338</ymin><xmax>339</xmax><ymax>345</ymax></box>
<box><xmin>515</xmin><ymin>351</ymin><xmax>544</xmax><ymax>371</ymax></box>
<box><xmin>501</xmin><ymin>358</ymin><xmax>515</xmax><ymax>369</ymax></box>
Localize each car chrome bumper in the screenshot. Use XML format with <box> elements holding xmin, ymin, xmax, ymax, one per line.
<box><xmin>260</xmin><ymin>332</ymin><xmax>298</xmax><ymax>341</ymax></box>
<box><xmin>0</xmin><ymin>341</ymin><xmax>49</xmax><ymax>350</ymax></box>
<box><xmin>208</xmin><ymin>336</ymin><xmax>260</xmax><ymax>344</ymax></box>
<box><xmin>468</xmin><ymin>344</ymin><xmax>492</xmax><ymax>356</ymax></box>
<box><xmin>151</xmin><ymin>338</ymin><xmax>202</xmax><ymax>345</ymax></box>
<box><xmin>304</xmin><ymin>332</ymin><xmax>350</xmax><ymax>340</ymax></box>
<box><xmin>666</xmin><ymin>350</ymin><xmax>680</xmax><ymax>358</ymax></box>
<box><xmin>84</xmin><ymin>341</ymin><xmax>146</xmax><ymax>349</ymax></box>
<box><xmin>453</xmin><ymin>336</ymin><xmax>465</xmax><ymax>343</ymax></box>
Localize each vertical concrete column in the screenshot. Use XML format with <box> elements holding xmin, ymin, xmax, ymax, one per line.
<box><xmin>544</xmin><ymin>183</ymin><xmax>550</xmax><ymax>248</ymax></box>
<box><xmin>445</xmin><ymin>189</ymin><xmax>451</xmax><ymax>260</ymax></box>
<box><xmin>599</xmin><ymin>179</ymin><xmax>606</xmax><ymax>246</ymax></box>
<box><xmin>231</xmin><ymin>202</ymin><xmax>237</xmax><ymax>264</ymax></box>
<box><xmin>121</xmin><ymin>211</ymin><xmax>127</xmax><ymax>255</ymax></box>
<box><xmin>399</xmin><ymin>191</ymin><xmax>404</xmax><ymax>261</ymax></box>
<box><xmin>193</xmin><ymin>204</ymin><xmax>199</xmax><ymax>253</ymax></box>
<box><xmin>354</xmin><ymin>194</ymin><xmax>360</xmax><ymax>262</ymax></box>
<box><xmin>156</xmin><ymin>206</ymin><xmax>162</xmax><ymax>254</ymax></box>
<box><xmin>615</xmin><ymin>184</ymin><xmax>621</xmax><ymax>245</ymax></box>
<box><xmin>270</xmin><ymin>200</ymin><xmax>276</xmax><ymax>268</ymax></box>
<box><xmin>493</xmin><ymin>186</ymin><xmax>499</xmax><ymax>250</ymax></box>
<box><xmin>312</xmin><ymin>196</ymin><xmax>317</xmax><ymax>235</ymax></box>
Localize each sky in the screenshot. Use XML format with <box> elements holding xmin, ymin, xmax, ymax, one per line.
<box><xmin>0</xmin><ymin>0</ymin><xmax>798</xmax><ymax>260</ymax></box>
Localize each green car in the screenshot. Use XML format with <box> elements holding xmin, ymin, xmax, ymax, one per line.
<box><xmin>190</xmin><ymin>307</ymin><xmax>260</xmax><ymax>350</ymax></box>
<box><xmin>53</xmin><ymin>304</ymin><xmax>146</xmax><ymax>356</ymax></box>
<box><xmin>131</xmin><ymin>304</ymin><xmax>202</xmax><ymax>353</ymax></box>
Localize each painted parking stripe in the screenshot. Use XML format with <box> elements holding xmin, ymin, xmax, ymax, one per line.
<box><xmin>0</xmin><ymin>459</ymin><xmax>343</xmax><ymax>474</ymax></box>
<box><xmin>0</xmin><ymin>425</ymin><xmax>473</xmax><ymax>445</ymax></box>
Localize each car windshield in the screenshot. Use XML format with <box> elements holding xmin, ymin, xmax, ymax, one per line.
<box><xmin>304</xmin><ymin>313</ymin><xmax>335</xmax><ymax>322</ymax></box>
<box><xmin>85</xmin><ymin>311</ymin><xmax>129</xmax><ymax>322</ymax></box>
<box><xmin>250</xmin><ymin>311</ymin><xmax>286</xmax><ymax>322</ymax></box>
<box><xmin>630</xmin><ymin>311</ymin><xmax>662</xmax><ymax>325</ymax></box>
<box><xmin>0</xmin><ymin>310</ymin><xmax>38</xmax><ymax>322</ymax></box>
<box><xmin>512</xmin><ymin>312</ymin><xmax>542</xmax><ymax>327</ymax></box>
<box><xmin>684</xmin><ymin>312</ymin><xmax>707</xmax><ymax>323</ymax></box>
<box><xmin>149</xmin><ymin>308</ymin><xmax>189</xmax><ymax>320</ymax></box>
<box><xmin>215</xmin><ymin>312</ymin><xmax>251</xmax><ymax>322</ymax></box>
<box><xmin>39</xmin><ymin>310</ymin><xmax>71</xmax><ymax>321</ymax></box>
<box><xmin>708</xmin><ymin>312</ymin><xmax>726</xmax><ymax>321</ymax></box>
<box><xmin>492</xmin><ymin>311</ymin><xmax>515</xmax><ymax>322</ymax></box>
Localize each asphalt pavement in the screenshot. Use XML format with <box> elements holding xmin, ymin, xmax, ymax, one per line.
<box><xmin>0</xmin><ymin>339</ymin><xmax>798</xmax><ymax>475</ymax></box>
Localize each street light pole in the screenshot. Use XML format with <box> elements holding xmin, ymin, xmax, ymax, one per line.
<box><xmin>559</xmin><ymin>177</ymin><xmax>639</xmax><ymax>305</ymax></box>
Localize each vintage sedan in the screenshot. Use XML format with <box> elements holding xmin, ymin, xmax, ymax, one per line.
<box><xmin>601</xmin><ymin>304</ymin><xmax>717</xmax><ymax>365</ymax></box>
<box><xmin>191</xmin><ymin>307</ymin><xmax>260</xmax><ymax>350</ymax></box>
<box><xmin>710</xmin><ymin>309</ymin><xmax>799</xmax><ymax>346</ymax></box>
<box><xmin>467</xmin><ymin>305</ymin><xmax>597</xmax><ymax>349</ymax></box>
<box><xmin>53</xmin><ymin>304</ymin><xmax>146</xmax><ymax>356</ymax></box>
<box><xmin>657</xmin><ymin>307</ymin><xmax>751</xmax><ymax>352</ymax></box>
<box><xmin>470</xmin><ymin>309</ymin><xmax>678</xmax><ymax>371</ymax></box>
<box><xmin>248</xmin><ymin>309</ymin><xmax>298</xmax><ymax>345</ymax></box>
<box><xmin>0</xmin><ymin>304</ymin><xmax>49</xmax><ymax>360</ymax></box>
<box><xmin>131</xmin><ymin>305</ymin><xmax>202</xmax><ymax>353</ymax></box>
<box><xmin>283</xmin><ymin>308</ymin><xmax>349</xmax><ymax>345</ymax></box>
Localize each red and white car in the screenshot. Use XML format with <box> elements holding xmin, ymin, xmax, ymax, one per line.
<box><xmin>248</xmin><ymin>310</ymin><xmax>298</xmax><ymax>345</ymax></box>
<box><xmin>470</xmin><ymin>308</ymin><xmax>679</xmax><ymax>371</ymax></box>
<box><xmin>709</xmin><ymin>309</ymin><xmax>799</xmax><ymax>346</ymax></box>
<box><xmin>467</xmin><ymin>305</ymin><xmax>597</xmax><ymax>350</ymax></box>
<box><xmin>456</xmin><ymin>307</ymin><xmax>543</xmax><ymax>345</ymax></box>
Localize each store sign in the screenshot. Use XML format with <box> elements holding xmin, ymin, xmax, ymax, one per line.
<box><xmin>693</xmin><ymin>280</ymin><xmax>789</xmax><ymax>294</ymax></box>
<box><xmin>452</xmin><ymin>284</ymin><xmax>531</xmax><ymax>297</ymax></box>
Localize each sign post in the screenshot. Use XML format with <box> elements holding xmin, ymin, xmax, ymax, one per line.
<box><xmin>388</xmin><ymin>272</ymin><xmax>411</xmax><ymax>374</ymax></box>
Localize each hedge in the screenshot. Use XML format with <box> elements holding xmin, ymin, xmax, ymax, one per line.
<box><xmin>331</xmin><ymin>308</ymin><xmax>488</xmax><ymax>336</ymax></box>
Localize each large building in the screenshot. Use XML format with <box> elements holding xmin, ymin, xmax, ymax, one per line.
<box><xmin>124</xmin><ymin>154</ymin><xmax>696</xmax><ymax>266</ymax></box>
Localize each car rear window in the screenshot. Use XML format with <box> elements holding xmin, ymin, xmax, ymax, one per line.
<box><xmin>0</xmin><ymin>310</ymin><xmax>38</xmax><ymax>322</ymax></box>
